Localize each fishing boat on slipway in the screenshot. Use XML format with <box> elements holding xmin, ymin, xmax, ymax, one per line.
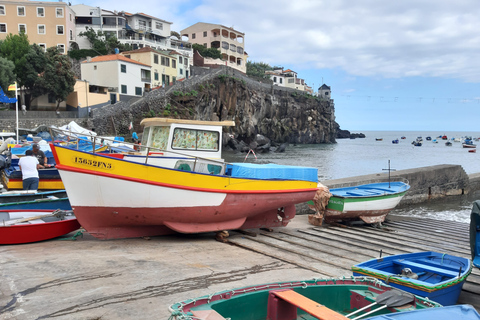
<box><xmin>324</xmin><ymin>181</ymin><xmax>410</xmax><ymax>224</ymax></box>
<box><xmin>50</xmin><ymin>118</ymin><xmax>319</xmax><ymax>240</ymax></box>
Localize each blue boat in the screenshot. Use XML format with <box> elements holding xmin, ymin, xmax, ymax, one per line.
<box><xmin>0</xmin><ymin>190</ymin><xmax>67</xmax><ymax>203</ymax></box>
<box><xmin>0</xmin><ymin>196</ymin><xmax>71</xmax><ymax>210</ymax></box>
<box><xmin>352</xmin><ymin>251</ymin><xmax>472</xmax><ymax>305</ymax></box>
<box><xmin>470</xmin><ymin>200</ymin><xmax>480</xmax><ymax>269</ymax></box>
<box><xmin>367</xmin><ymin>304</ymin><xmax>480</xmax><ymax>320</ymax></box>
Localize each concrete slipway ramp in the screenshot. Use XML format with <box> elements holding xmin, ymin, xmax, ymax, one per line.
<box><xmin>0</xmin><ymin>215</ymin><xmax>479</xmax><ymax>319</ymax></box>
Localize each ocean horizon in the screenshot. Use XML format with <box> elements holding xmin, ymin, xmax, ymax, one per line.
<box><xmin>223</xmin><ymin>130</ymin><xmax>480</xmax><ymax>223</ymax></box>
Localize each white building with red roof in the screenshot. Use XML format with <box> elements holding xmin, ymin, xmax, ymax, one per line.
<box><xmin>81</xmin><ymin>54</ymin><xmax>151</xmax><ymax>100</ymax></box>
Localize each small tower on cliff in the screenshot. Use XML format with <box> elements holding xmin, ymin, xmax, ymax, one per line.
<box><xmin>318</xmin><ymin>84</ymin><xmax>331</xmax><ymax>99</ymax></box>
<box><xmin>318</xmin><ymin>84</ymin><xmax>334</xmax><ymax>108</ymax></box>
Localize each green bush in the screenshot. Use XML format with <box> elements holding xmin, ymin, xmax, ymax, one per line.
<box><xmin>190</xmin><ymin>90</ymin><xmax>198</xmax><ymax>97</ymax></box>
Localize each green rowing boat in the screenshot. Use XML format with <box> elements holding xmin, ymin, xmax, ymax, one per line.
<box><xmin>169</xmin><ymin>277</ymin><xmax>441</xmax><ymax>320</ymax></box>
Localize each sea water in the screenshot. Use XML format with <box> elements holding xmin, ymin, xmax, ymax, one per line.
<box><xmin>223</xmin><ymin>131</ymin><xmax>480</xmax><ymax>223</ymax></box>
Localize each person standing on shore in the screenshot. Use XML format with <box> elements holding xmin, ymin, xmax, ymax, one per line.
<box><xmin>18</xmin><ymin>150</ymin><xmax>43</xmax><ymax>190</ymax></box>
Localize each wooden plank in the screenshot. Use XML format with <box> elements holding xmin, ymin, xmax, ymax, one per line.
<box><xmin>260</xmin><ymin>232</ymin><xmax>369</xmax><ymax>262</ymax></box>
<box><xmin>227</xmin><ymin>237</ymin><xmax>337</xmax><ymax>277</ymax></box>
<box><xmin>385</xmin><ymin>221</ymin><xmax>469</xmax><ymax>242</ymax></box>
<box><xmin>281</xmin><ymin>230</ymin><xmax>381</xmax><ymax>258</ymax></box>
<box><xmin>366</xmin><ymin>224</ymin><xmax>471</xmax><ymax>252</ymax></box>
<box><xmin>271</xmin><ymin>290</ymin><xmax>349</xmax><ymax>320</ymax></box>
<box><xmin>318</xmin><ymin>226</ymin><xmax>471</xmax><ymax>257</ymax></box>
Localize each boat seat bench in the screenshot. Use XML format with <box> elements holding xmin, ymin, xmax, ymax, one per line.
<box><xmin>393</xmin><ymin>260</ymin><xmax>459</xmax><ymax>278</ymax></box>
<box><xmin>267</xmin><ymin>289</ymin><xmax>349</xmax><ymax>320</ymax></box>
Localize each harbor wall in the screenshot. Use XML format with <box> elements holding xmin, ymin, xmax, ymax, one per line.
<box><xmin>298</xmin><ymin>164</ymin><xmax>477</xmax><ymax>214</ymax></box>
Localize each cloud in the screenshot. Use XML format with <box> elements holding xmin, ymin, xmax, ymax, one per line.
<box><xmin>177</xmin><ymin>0</ymin><xmax>480</xmax><ymax>82</ymax></box>
<box><xmin>78</xmin><ymin>0</ymin><xmax>480</xmax><ymax>83</ymax></box>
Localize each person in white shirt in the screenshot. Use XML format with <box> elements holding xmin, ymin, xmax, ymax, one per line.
<box><xmin>18</xmin><ymin>150</ymin><xmax>43</xmax><ymax>190</ymax></box>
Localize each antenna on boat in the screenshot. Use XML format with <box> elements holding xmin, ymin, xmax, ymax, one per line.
<box><xmin>382</xmin><ymin>160</ymin><xmax>396</xmax><ymax>188</ymax></box>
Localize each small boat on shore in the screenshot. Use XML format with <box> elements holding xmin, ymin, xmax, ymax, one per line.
<box><xmin>469</xmin><ymin>149</ymin><xmax>477</xmax><ymax>153</ymax></box>
<box><xmin>0</xmin><ymin>196</ymin><xmax>70</xmax><ymax>210</ymax></box>
<box><xmin>0</xmin><ymin>209</ymin><xmax>80</xmax><ymax>244</ymax></box>
<box><xmin>352</xmin><ymin>251</ymin><xmax>472</xmax><ymax>305</ymax></box>
<box><xmin>470</xmin><ymin>200</ymin><xmax>480</xmax><ymax>269</ymax></box>
<box><xmin>0</xmin><ymin>189</ymin><xmax>67</xmax><ymax>203</ymax></box>
<box><xmin>367</xmin><ymin>304</ymin><xmax>480</xmax><ymax>320</ymax></box>
<box><xmin>392</xmin><ymin>139</ymin><xmax>399</xmax><ymax>144</ymax></box>
<box><xmin>324</xmin><ymin>181</ymin><xmax>410</xmax><ymax>224</ymax></box>
<box><xmin>376</xmin><ymin>138</ymin><xmax>383</xmax><ymax>141</ymax></box>
<box><xmin>445</xmin><ymin>141</ymin><xmax>452</xmax><ymax>146</ymax></box>
<box><xmin>50</xmin><ymin>118</ymin><xmax>319</xmax><ymax>240</ymax></box>
<box><xmin>168</xmin><ymin>277</ymin><xmax>441</xmax><ymax>320</ymax></box>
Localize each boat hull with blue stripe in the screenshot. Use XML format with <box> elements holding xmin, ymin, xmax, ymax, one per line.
<box><xmin>352</xmin><ymin>251</ymin><xmax>472</xmax><ymax>305</ymax></box>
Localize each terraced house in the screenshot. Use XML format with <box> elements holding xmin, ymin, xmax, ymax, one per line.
<box><xmin>181</xmin><ymin>22</ymin><xmax>247</xmax><ymax>73</ymax></box>
<box><xmin>0</xmin><ymin>0</ymin><xmax>76</xmax><ymax>53</ymax></box>
<box><xmin>121</xmin><ymin>47</ymin><xmax>178</xmax><ymax>87</ymax></box>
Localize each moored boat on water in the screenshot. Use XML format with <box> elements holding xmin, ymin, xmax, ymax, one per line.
<box><xmin>0</xmin><ymin>209</ymin><xmax>80</xmax><ymax>244</ymax></box>
<box><xmin>323</xmin><ymin>181</ymin><xmax>410</xmax><ymax>224</ymax></box>
<box><xmin>50</xmin><ymin>118</ymin><xmax>319</xmax><ymax>240</ymax></box>
<box><xmin>470</xmin><ymin>200</ymin><xmax>480</xmax><ymax>269</ymax></box>
<box><xmin>168</xmin><ymin>277</ymin><xmax>441</xmax><ymax>320</ymax></box>
<box><xmin>352</xmin><ymin>251</ymin><xmax>472</xmax><ymax>305</ymax></box>
<box><xmin>463</xmin><ymin>140</ymin><xmax>477</xmax><ymax>148</ymax></box>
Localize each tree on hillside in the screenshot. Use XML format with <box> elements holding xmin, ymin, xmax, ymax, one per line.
<box><xmin>77</xmin><ymin>27</ymin><xmax>131</xmax><ymax>56</ymax></box>
<box><xmin>192</xmin><ymin>44</ymin><xmax>222</xmax><ymax>59</ymax></box>
<box><xmin>246</xmin><ymin>61</ymin><xmax>273</xmax><ymax>80</ymax></box>
<box><xmin>0</xmin><ymin>57</ymin><xmax>16</xmax><ymax>98</ymax></box>
<box><xmin>20</xmin><ymin>44</ymin><xmax>49</xmax><ymax>107</ymax></box>
<box><xmin>42</xmin><ymin>47</ymin><xmax>76</xmax><ymax>112</ymax></box>
<box><xmin>0</xmin><ymin>33</ymin><xmax>31</xmax><ymax>87</ymax></box>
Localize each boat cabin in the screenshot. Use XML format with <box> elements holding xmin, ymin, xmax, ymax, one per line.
<box><xmin>134</xmin><ymin>118</ymin><xmax>235</xmax><ymax>175</ymax></box>
<box><xmin>140</xmin><ymin>118</ymin><xmax>234</xmax><ymax>159</ymax></box>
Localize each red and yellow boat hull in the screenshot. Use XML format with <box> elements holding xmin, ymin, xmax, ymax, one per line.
<box><xmin>51</xmin><ymin>144</ymin><xmax>318</xmax><ymax>239</ymax></box>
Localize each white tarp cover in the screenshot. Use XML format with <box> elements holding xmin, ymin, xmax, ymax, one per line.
<box><xmin>57</xmin><ymin>121</ymin><xmax>97</xmax><ymax>138</ymax></box>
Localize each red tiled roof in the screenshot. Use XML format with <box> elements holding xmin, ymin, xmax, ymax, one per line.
<box><xmin>82</xmin><ymin>54</ymin><xmax>150</xmax><ymax>67</ymax></box>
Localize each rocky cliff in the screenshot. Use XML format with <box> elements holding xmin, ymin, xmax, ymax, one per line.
<box><xmin>91</xmin><ymin>67</ymin><xmax>337</xmax><ymax>149</ymax></box>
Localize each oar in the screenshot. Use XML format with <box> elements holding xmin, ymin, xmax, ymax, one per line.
<box><xmin>346</xmin><ymin>289</ymin><xmax>415</xmax><ymax>320</ymax></box>
<box><xmin>3</xmin><ymin>209</ymin><xmax>69</xmax><ymax>226</ymax></box>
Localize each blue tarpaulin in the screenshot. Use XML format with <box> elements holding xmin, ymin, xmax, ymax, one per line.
<box><xmin>227</xmin><ymin>163</ymin><xmax>318</xmax><ymax>182</ymax></box>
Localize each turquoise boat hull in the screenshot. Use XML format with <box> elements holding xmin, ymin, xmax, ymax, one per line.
<box><xmin>470</xmin><ymin>200</ymin><xmax>480</xmax><ymax>269</ymax></box>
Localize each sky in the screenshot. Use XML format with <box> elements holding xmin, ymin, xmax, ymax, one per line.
<box><xmin>76</xmin><ymin>0</ymin><xmax>480</xmax><ymax>132</ymax></box>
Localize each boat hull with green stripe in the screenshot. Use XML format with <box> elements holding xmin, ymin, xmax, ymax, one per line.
<box><xmin>352</xmin><ymin>251</ymin><xmax>472</xmax><ymax>306</ymax></box>
<box><xmin>325</xmin><ymin>181</ymin><xmax>410</xmax><ymax>224</ymax></box>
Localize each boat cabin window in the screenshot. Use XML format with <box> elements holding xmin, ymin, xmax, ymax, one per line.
<box><xmin>149</xmin><ymin>126</ymin><xmax>170</xmax><ymax>150</ymax></box>
<box><xmin>172</xmin><ymin>128</ymin><xmax>219</xmax><ymax>151</ymax></box>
